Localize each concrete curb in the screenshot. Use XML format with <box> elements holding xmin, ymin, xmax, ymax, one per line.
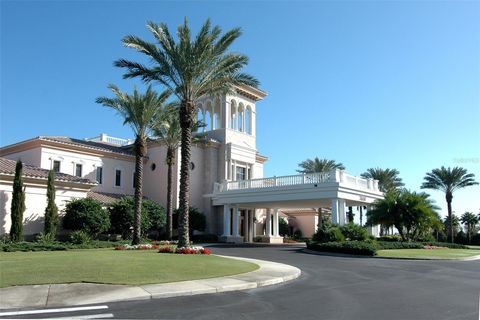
<box><xmin>0</xmin><ymin>255</ymin><xmax>301</xmax><ymax>310</ymax></box>
<box><xmin>303</xmin><ymin>248</ymin><xmax>480</xmax><ymax>261</ymax></box>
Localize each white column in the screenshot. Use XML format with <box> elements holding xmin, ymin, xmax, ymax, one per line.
<box><xmin>338</xmin><ymin>199</ymin><xmax>346</xmax><ymax>226</ymax></box>
<box><xmin>331</xmin><ymin>199</ymin><xmax>339</xmax><ymax>225</ymax></box>
<box><xmin>232</xmin><ymin>206</ymin><xmax>239</xmax><ymax>237</ymax></box>
<box><xmin>222</xmin><ymin>205</ymin><xmax>231</xmax><ymax>237</ymax></box>
<box><xmin>273</xmin><ymin>208</ymin><xmax>279</xmax><ymax>236</ymax></box>
<box><xmin>265</xmin><ymin>209</ymin><xmax>272</xmax><ymax>236</ymax></box>
<box><xmin>248</xmin><ymin>210</ymin><xmax>254</xmax><ymax>242</ymax></box>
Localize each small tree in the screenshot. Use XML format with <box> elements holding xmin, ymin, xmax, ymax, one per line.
<box><xmin>44</xmin><ymin>170</ymin><xmax>58</xmax><ymax>236</ymax></box>
<box><xmin>10</xmin><ymin>160</ymin><xmax>25</xmax><ymax>242</ymax></box>
<box><xmin>63</xmin><ymin>198</ymin><xmax>110</xmax><ymax>237</ymax></box>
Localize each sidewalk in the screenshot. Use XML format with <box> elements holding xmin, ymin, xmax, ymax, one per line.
<box><xmin>0</xmin><ymin>255</ymin><xmax>301</xmax><ymax>310</ymax></box>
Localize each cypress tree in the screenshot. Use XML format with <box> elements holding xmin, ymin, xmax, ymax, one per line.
<box><xmin>10</xmin><ymin>160</ymin><xmax>25</xmax><ymax>242</ymax></box>
<box><xmin>44</xmin><ymin>169</ymin><xmax>58</xmax><ymax>236</ymax></box>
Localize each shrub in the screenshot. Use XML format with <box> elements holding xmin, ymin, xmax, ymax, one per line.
<box><xmin>173</xmin><ymin>207</ymin><xmax>206</xmax><ymax>236</ymax></box>
<box><xmin>35</xmin><ymin>232</ymin><xmax>56</xmax><ymax>244</ymax></box>
<box><xmin>313</xmin><ymin>220</ymin><xmax>345</xmax><ymax>243</ymax></box>
<box><xmin>307</xmin><ymin>241</ymin><xmax>377</xmax><ymax>256</ymax></box>
<box><xmin>44</xmin><ymin>170</ymin><xmax>58</xmax><ymax>236</ymax></box>
<box><xmin>142</xmin><ymin>199</ymin><xmax>167</xmax><ymax>233</ymax></box>
<box><xmin>109</xmin><ymin>197</ymin><xmax>166</xmax><ymax>239</ymax></box>
<box><xmin>63</xmin><ymin>198</ymin><xmax>110</xmax><ymax>237</ymax></box>
<box><xmin>293</xmin><ymin>229</ymin><xmax>303</xmax><ymax>240</ymax></box>
<box><xmin>377</xmin><ymin>235</ymin><xmax>402</xmax><ymax>242</ymax></box>
<box><xmin>70</xmin><ymin>230</ymin><xmax>92</xmax><ymax>244</ymax></box>
<box><xmin>340</xmin><ymin>223</ymin><xmax>369</xmax><ymax>241</ymax></box>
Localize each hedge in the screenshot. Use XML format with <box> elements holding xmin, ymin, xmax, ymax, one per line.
<box><xmin>307</xmin><ymin>241</ymin><xmax>377</xmax><ymax>256</ymax></box>
<box><xmin>0</xmin><ymin>240</ymin><xmax>129</xmax><ymax>252</ymax></box>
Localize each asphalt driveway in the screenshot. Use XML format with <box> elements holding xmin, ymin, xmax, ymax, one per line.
<box><xmin>106</xmin><ymin>244</ymin><xmax>479</xmax><ymax>320</ymax></box>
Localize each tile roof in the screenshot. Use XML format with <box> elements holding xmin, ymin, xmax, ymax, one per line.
<box><xmin>87</xmin><ymin>191</ymin><xmax>149</xmax><ymax>205</ymax></box>
<box><xmin>0</xmin><ymin>157</ymin><xmax>96</xmax><ymax>185</ymax></box>
<box><xmin>38</xmin><ymin>136</ymin><xmax>134</xmax><ymax>156</ymax></box>
<box><xmin>87</xmin><ymin>191</ymin><xmax>131</xmax><ymax>205</ymax></box>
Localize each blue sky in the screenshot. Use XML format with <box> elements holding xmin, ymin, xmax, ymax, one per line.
<box><xmin>1</xmin><ymin>0</ymin><xmax>479</xmax><ymax>218</ymax></box>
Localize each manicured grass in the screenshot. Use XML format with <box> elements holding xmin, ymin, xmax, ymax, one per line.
<box><xmin>0</xmin><ymin>249</ymin><xmax>258</xmax><ymax>288</ymax></box>
<box><xmin>377</xmin><ymin>249</ymin><xmax>480</xmax><ymax>260</ymax></box>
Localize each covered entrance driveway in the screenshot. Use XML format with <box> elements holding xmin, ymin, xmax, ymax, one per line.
<box><xmin>211</xmin><ymin>169</ymin><xmax>384</xmax><ymax>243</ymax></box>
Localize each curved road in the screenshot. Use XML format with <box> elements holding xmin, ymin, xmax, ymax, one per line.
<box><xmin>104</xmin><ymin>244</ymin><xmax>479</xmax><ymax>320</ymax></box>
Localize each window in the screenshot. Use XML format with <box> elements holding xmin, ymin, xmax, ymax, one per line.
<box><xmin>96</xmin><ymin>167</ymin><xmax>103</xmax><ymax>184</ymax></box>
<box><xmin>53</xmin><ymin>160</ymin><xmax>61</xmax><ymax>173</ymax></box>
<box><xmin>115</xmin><ymin>169</ymin><xmax>122</xmax><ymax>187</ymax></box>
<box><xmin>150</xmin><ymin>163</ymin><xmax>156</xmax><ymax>171</ymax></box>
<box><xmin>236</xmin><ymin>166</ymin><xmax>246</xmax><ymax>181</ymax></box>
<box><xmin>75</xmin><ymin>164</ymin><xmax>82</xmax><ymax>177</ymax></box>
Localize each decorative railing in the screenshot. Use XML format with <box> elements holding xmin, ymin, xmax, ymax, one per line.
<box><xmin>213</xmin><ymin>169</ymin><xmax>379</xmax><ymax>193</ymax></box>
<box><xmin>86</xmin><ymin>134</ymin><xmax>134</xmax><ymax>146</ymax></box>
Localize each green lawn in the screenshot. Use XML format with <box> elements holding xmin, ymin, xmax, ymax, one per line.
<box><xmin>0</xmin><ymin>249</ymin><xmax>258</xmax><ymax>288</ymax></box>
<box><xmin>377</xmin><ymin>248</ymin><xmax>480</xmax><ymax>260</ymax></box>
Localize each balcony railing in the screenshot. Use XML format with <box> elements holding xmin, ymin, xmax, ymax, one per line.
<box><xmin>213</xmin><ymin>169</ymin><xmax>379</xmax><ymax>193</ymax></box>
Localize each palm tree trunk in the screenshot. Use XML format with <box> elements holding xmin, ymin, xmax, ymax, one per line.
<box><xmin>178</xmin><ymin>100</ymin><xmax>194</xmax><ymax>247</ymax></box>
<box><xmin>317</xmin><ymin>208</ymin><xmax>323</xmax><ymax>229</ymax></box>
<box><xmin>132</xmin><ymin>138</ymin><xmax>146</xmax><ymax>245</ymax></box>
<box><xmin>446</xmin><ymin>191</ymin><xmax>453</xmax><ymax>243</ymax></box>
<box><xmin>166</xmin><ymin>147</ymin><xmax>175</xmax><ymax>240</ymax></box>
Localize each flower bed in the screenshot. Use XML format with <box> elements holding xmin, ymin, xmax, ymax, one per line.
<box><xmin>423</xmin><ymin>245</ymin><xmax>446</xmax><ymax>250</ymax></box>
<box><xmin>159</xmin><ymin>246</ymin><xmax>211</xmax><ymax>255</ymax></box>
<box><xmin>114</xmin><ymin>240</ymin><xmax>179</xmax><ymax>251</ymax></box>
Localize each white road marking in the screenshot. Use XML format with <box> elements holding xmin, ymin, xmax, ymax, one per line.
<box><xmin>38</xmin><ymin>313</ymin><xmax>114</xmax><ymax>319</ymax></box>
<box><xmin>0</xmin><ymin>305</ymin><xmax>108</xmax><ymax>317</ymax></box>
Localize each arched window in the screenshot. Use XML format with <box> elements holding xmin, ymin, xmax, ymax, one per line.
<box><xmin>238</xmin><ymin>104</ymin><xmax>245</xmax><ymax>132</ymax></box>
<box><xmin>197</xmin><ymin>104</ymin><xmax>204</xmax><ymax>132</ymax></box>
<box><xmin>245</xmin><ymin>106</ymin><xmax>252</xmax><ymax>134</ymax></box>
<box><xmin>204</xmin><ymin>101</ymin><xmax>212</xmax><ymax>131</ymax></box>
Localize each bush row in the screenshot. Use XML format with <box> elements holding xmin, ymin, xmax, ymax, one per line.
<box><xmin>0</xmin><ymin>240</ymin><xmax>130</xmax><ymax>252</ymax></box>
<box><xmin>307</xmin><ymin>241</ymin><xmax>377</xmax><ymax>256</ymax></box>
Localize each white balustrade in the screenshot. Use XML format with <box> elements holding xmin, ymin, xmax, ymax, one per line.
<box><xmin>213</xmin><ymin>169</ymin><xmax>380</xmax><ymax>193</ymax></box>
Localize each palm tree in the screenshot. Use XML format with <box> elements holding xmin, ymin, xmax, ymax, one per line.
<box><xmin>421</xmin><ymin>166</ymin><xmax>478</xmax><ymax>243</ymax></box>
<box><xmin>151</xmin><ymin>105</ymin><xmax>181</xmax><ymax>240</ymax></box>
<box><xmin>114</xmin><ymin>18</ymin><xmax>259</xmax><ymax>247</ymax></box>
<box><xmin>367</xmin><ymin>190</ymin><xmax>440</xmax><ymax>242</ymax></box>
<box><xmin>460</xmin><ymin>212</ymin><xmax>479</xmax><ymax>244</ymax></box>
<box><xmin>361</xmin><ymin>167</ymin><xmax>404</xmax><ymax>193</ymax></box>
<box><xmin>297</xmin><ymin>157</ymin><xmax>345</xmax><ymax>174</ymax></box>
<box><xmin>96</xmin><ymin>84</ymin><xmax>170</xmax><ymax>245</ymax></box>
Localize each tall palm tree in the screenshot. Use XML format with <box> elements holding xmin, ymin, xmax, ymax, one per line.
<box><xmin>96</xmin><ymin>84</ymin><xmax>170</xmax><ymax>245</ymax></box>
<box><xmin>421</xmin><ymin>166</ymin><xmax>478</xmax><ymax>243</ymax></box>
<box><xmin>297</xmin><ymin>157</ymin><xmax>345</xmax><ymax>174</ymax></box>
<box><xmin>361</xmin><ymin>167</ymin><xmax>404</xmax><ymax>193</ymax></box>
<box><xmin>297</xmin><ymin>157</ymin><xmax>344</xmax><ymax>227</ymax></box>
<box><xmin>151</xmin><ymin>105</ymin><xmax>181</xmax><ymax>240</ymax></box>
<box><xmin>460</xmin><ymin>212</ymin><xmax>479</xmax><ymax>244</ymax></box>
<box><xmin>114</xmin><ymin>19</ymin><xmax>259</xmax><ymax>247</ymax></box>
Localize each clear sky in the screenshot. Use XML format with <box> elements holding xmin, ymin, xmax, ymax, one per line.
<box><xmin>1</xmin><ymin>0</ymin><xmax>479</xmax><ymax>218</ymax></box>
